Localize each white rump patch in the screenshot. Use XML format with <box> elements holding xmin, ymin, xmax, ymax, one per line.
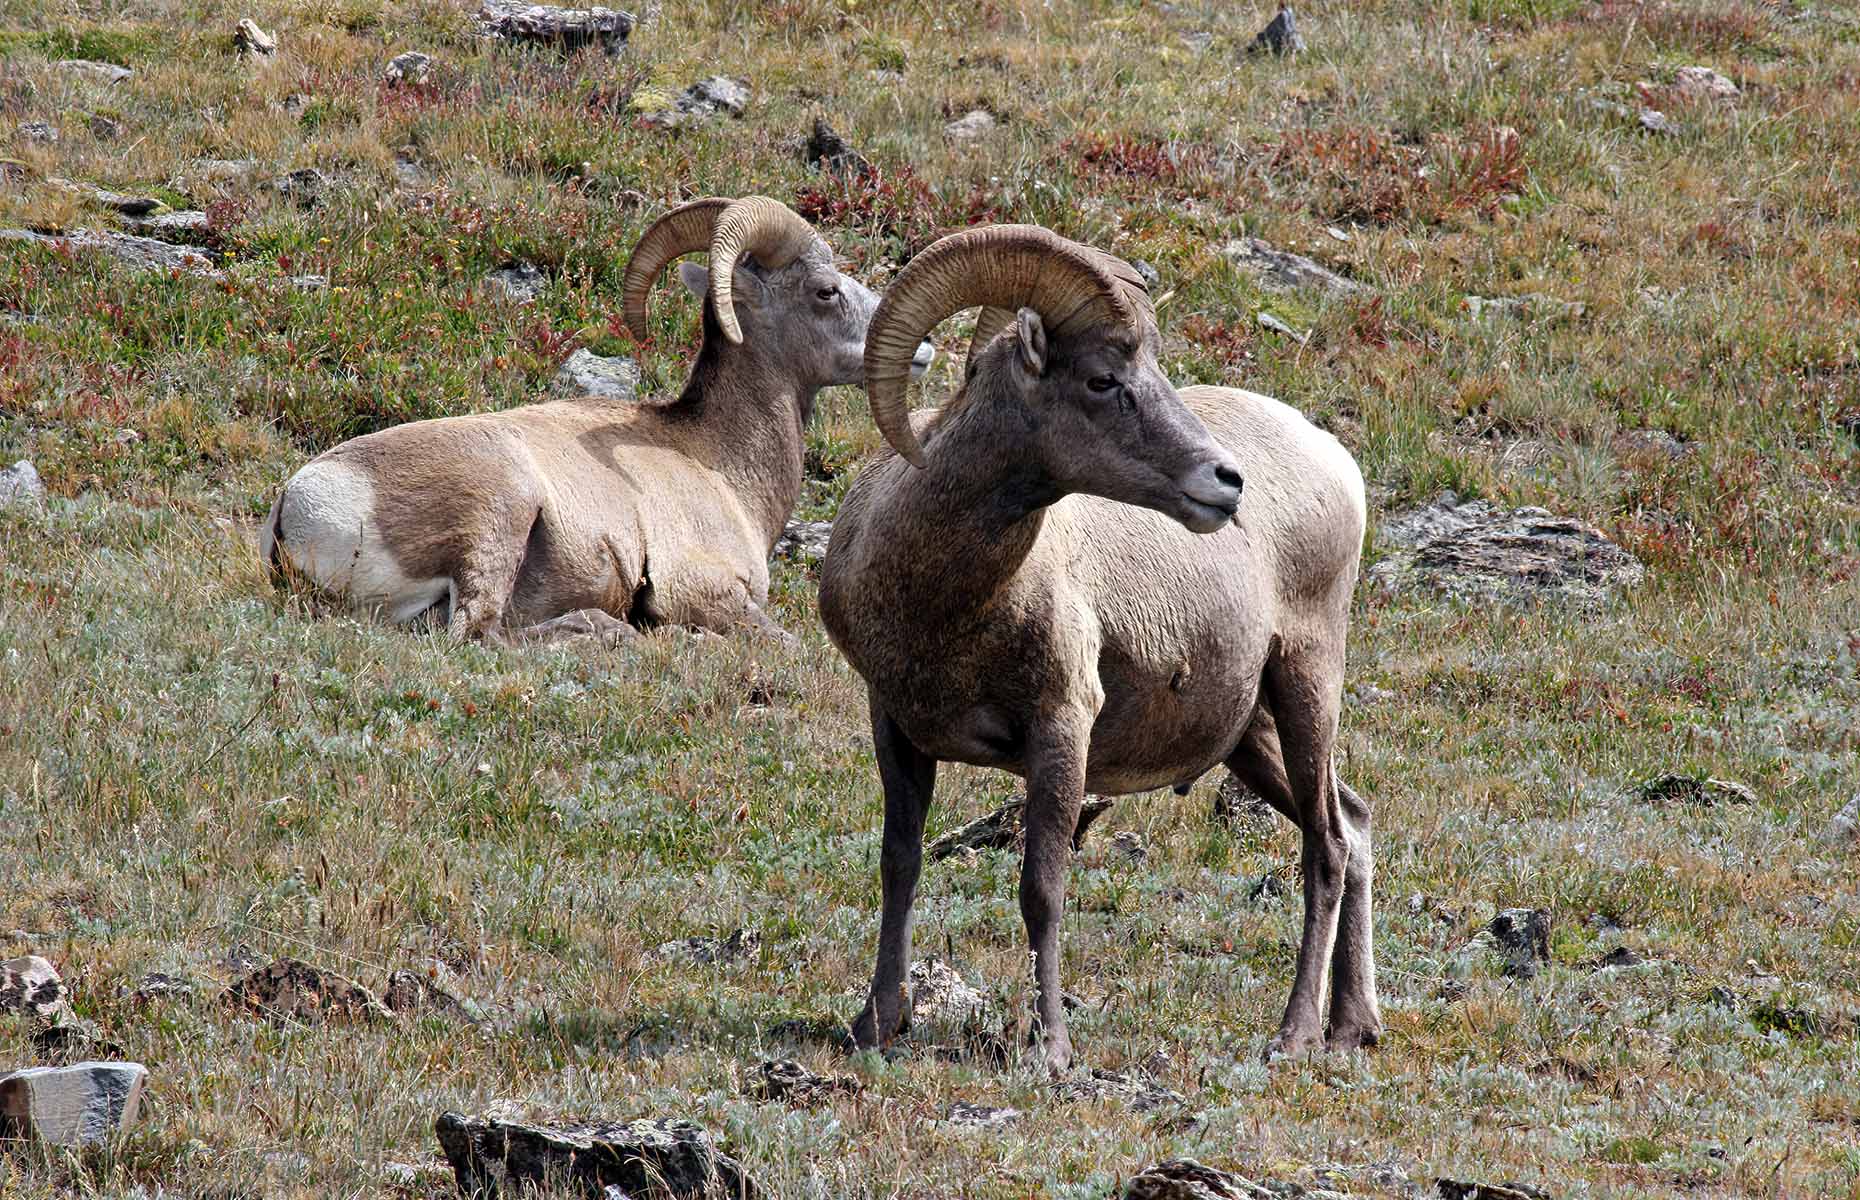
<box><xmin>275</xmin><ymin>459</ymin><xmax>452</xmax><ymax>624</ymax></box>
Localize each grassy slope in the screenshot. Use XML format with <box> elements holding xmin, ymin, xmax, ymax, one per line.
<box><xmin>2</xmin><ymin>0</ymin><xmax>1858</xmax><ymax>1196</ymax></box>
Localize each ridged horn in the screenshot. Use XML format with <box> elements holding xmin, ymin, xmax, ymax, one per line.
<box><xmin>707</xmin><ymin>196</ymin><xmax>820</xmax><ymax>345</ymax></box>
<box><xmin>864</xmin><ymin>225</ymin><xmax>1149</xmax><ymax>468</ymax></box>
<box><xmin>620</xmin><ymin>197</ymin><xmax>732</xmax><ymax>341</ymax></box>
<box><xmin>967</xmin><ymin>306</ymin><xmax>1017</xmax><ymax>368</ymax></box>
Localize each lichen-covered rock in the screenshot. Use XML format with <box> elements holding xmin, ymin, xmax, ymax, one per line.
<box><xmin>1221</xmin><ymin>237</ymin><xmax>1364</xmax><ymax>297</ymax></box>
<box><xmin>1053</xmin><ymin>1069</ymin><xmax>1184</xmax><ymax>1113</ymax></box>
<box><xmin>268</xmin><ymin>168</ymin><xmax>330</xmax><ymax>207</ymax></box>
<box><xmin>382</xmin><ymin>969</ymin><xmax>478</xmax><ymax>1025</ymax></box>
<box><xmin>552</xmin><ymin>348</ymin><xmax>640</xmax><ymax>400</ymax></box>
<box><xmin>1673</xmin><ymin>65</ymin><xmax>1738</xmax><ymax>101</ymax></box>
<box><xmin>908</xmin><ymin>959</ymin><xmax>986</xmax><ymax>1029</ymax></box>
<box><xmin>944</xmin><ymin>1101</ymin><xmax>1020</xmax><ymax>1127</ymax></box>
<box><xmin>1247</xmin><ymin>4</ymin><xmax>1306</xmax><ymax>56</ymax></box>
<box><xmin>925</xmin><ymin>794</ymin><xmax>1116</xmax><ymax>861</ymax></box>
<box><xmin>0</xmin><ymin>228</ymin><xmax>222</xmax><ymax>278</ymax></box>
<box><xmin>0</xmin><ymin>1062</ymin><xmax>147</xmax><ymax>1147</ymax></box>
<box><xmin>1</xmin><ymin>954</ymin><xmax>68</xmax><ymax>1019</ymax></box>
<box><xmin>654</xmin><ymin>927</ymin><xmax>759</xmax><ymax>965</ymax></box>
<box><xmin>0</xmin><ymin>461</ymin><xmax>47</xmax><ymax>509</ymax></box>
<box><xmin>749</xmin><ymin>1059</ymin><xmax>859</xmax><ymax>1104</ymax></box>
<box><xmin>640</xmin><ymin>77</ymin><xmax>751</xmax><ymax>130</ymax></box>
<box><xmin>1369</xmin><ymin>492</ymin><xmax>1644</xmax><ymax>606</ymax></box>
<box><xmin>384</xmin><ymin>51</ymin><xmax>434</xmax><ymax>86</ymax></box>
<box><xmin>1489</xmin><ymin>909</ymin><xmax>1551</xmax><ymax>979</ymax></box>
<box><xmin>435</xmin><ymin>1111</ymin><xmax>756</xmax><ymax>1198</ymax></box>
<box><xmin>220</xmin><ymin>957</ymin><xmax>395</xmax><ymax>1023</ymax></box>
<box><xmin>483</xmin><ymin>260</ymin><xmax>546</xmax><ymax>304</ymax></box>
<box><xmin>1631</xmin><ymin>773</ymin><xmax>1756</xmax><ymax>806</ymax></box>
<box><xmin>19</xmin><ymin>121</ymin><xmax>58</xmax><ymax>144</ymax></box>
<box><xmin>478</xmin><ymin>2</ymin><xmax>634</xmax><ymax>55</ymax></box>
<box><xmin>1123</xmin><ymin>1159</ymin><xmax>1278</xmax><ymax>1199</ymax></box>
<box><xmin>771</xmin><ymin>519</ymin><xmax>832</xmax><ymax>565</ymax></box>
<box><xmin>1461</xmin><ymin>293</ymin><xmax>1585</xmax><ymax>324</ymax></box>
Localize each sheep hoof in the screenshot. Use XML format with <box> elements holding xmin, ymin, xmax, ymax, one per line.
<box><xmin>1325</xmin><ymin>1021</ymin><xmax>1381</xmax><ymax>1052</ymax></box>
<box><xmin>1262</xmin><ymin>1025</ymin><xmax>1324</xmax><ymax>1063</ymax></box>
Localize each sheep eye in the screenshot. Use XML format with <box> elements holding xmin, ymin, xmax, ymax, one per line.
<box><xmin>1088</xmin><ymin>374</ymin><xmax>1120</xmax><ymax>393</ymax></box>
<box><xmin>816</xmin><ymin>286</ymin><xmax>841</xmax><ymax>301</ymax></box>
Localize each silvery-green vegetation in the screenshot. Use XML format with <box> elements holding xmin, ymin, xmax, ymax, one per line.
<box><xmin>2</xmin><ymin>1</ymin><xmax>1858</xmax><ymax>1197</ymax></box>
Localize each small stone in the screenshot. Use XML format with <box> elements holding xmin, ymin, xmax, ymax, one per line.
<box><xmin>654</xmin><ymin>926</ymin><xmax>759</xmax><ymax>965</ymax></box>
<box><xmin>1111</xmin><ymin>830</ymin><xmax>1148</xmax><ymax>863</ymax></box>
<box><xmin>131</xmin><ymin>972</ymin><xmax>195</xmax><ymax>1003</ymax></box>
<box><xmin>1247</xmin><ymin>3</ymin><xmax>1306</xmax><ymax>56</ymax></box>
<box><xmin>1639</xmin><ymin>108</ymin><xmax>1677</xmax><ymax>136</ymax></box>
<box><xmin>56</xmin><ymin>60</ymin><xmax>133</xmax><ymax>84</ymax></box>
<box><xmin>925</xmin><ymin>795</ymin><xmax>1116</xmax><ymax>861</ymax></box>
<box><xmin>772</xmin><ymin>519</ymin><xmax>832</xmax><ymax>565</ymax></box>
<box><xmin>640</xmin><ymin>76</ymin><xmax>751</xmax><ymax>130</ymax></box>
<box><xmin>435</xmin><ymin>1111</ymin><xmax>757</xmax><ymax>1199</ymax></box>
<box><xmin>268</xmin><ymin>168</ymin><xmax>330</xmax><ymax>207</ymax></box>
<box><xmin>1631</xmin><ymin>773</ymin><xmax>1757</xmax><ymax>806</ymax></box>
<box><xmin>1255</xmin><ymin>310</ymin><xmax>1307</xmax><ymax>343</ymax></box>
<box><xmin>87</xmin><ymin>114</ymin><xmax>124</xmax><ymax>140</ymax></box>
<box><xmin>1247</xmin><ymin>870</ymin><xmax>1292</xmax><ymax>904</ymax></box>
<box><xmin>1053</xmin><ymin>1069</ymin><xmax>1184</xmax><ymax>1113</ymax></box>
<box><xmin>0</xmin><ymin>1062</ymin><xmax>147</xmax><ymax>1148</ymax></box>
<box><xmin>749</xmin><ymin>1059</ymin><xmax>859</xmax><ymax>1103</ymax></box>
<box><xmin>477</xmin><ymin>2</ymin><xmax>634</xmax><ymax>56</ymax></box>
<box><xmin>1222</xmin><ymin>237</ymin><xmax>1364</xmax><ymax>297</ymax></box>
<box><xmin>1489</xmin><ymin>908</ymin><xmax>1551</xmax><ymax>979</ymax></box>
<box><xmin>1616</xmin><ymin>428</ymin><xmax>1692</xmax><ymax>458</ymax></box>
<box><xmin>1124</xmin><ymin>1158</ymin><xmax>1277</xmax><ymax>1199</ymax></box>
<box><xmin>0</xmin><ymin>461</ymin><xmax>47</xmax><ymax>509</ymax></box>
<box><xmin>908</xmin><ymin>959</ymin><xmax>986</xmax><ymax>1028</ymax></box>
<box><xmin>384</xmin><ymin>51</ymin><xmax>433</xmax><ymax>87</ymax></box>
<box><xmin>1129</xmin><ymin>259</ymin><xmax>1161</xmax><ymax>289</ymax></box>
<box><xmin>1826</xmin><ymin>793</ymin><xmax>1859</xmax><ymax>843</ymax></box>
<box><xmin>220</xmin><ymin>957</ymin><xmax>395</xmax><ymax>1024</ymax></box>
<box><xmin>1673</xmin><ymin>65</ymin><xmax>1739</xmax><ymax>101</ymax></box>
<box><xmin>234</xmin><ymin>18</ymin><xmax>277</xmax><ymax>56</ymax></box>
<box><xmin>1596</xmin><ymin>946</ymin><xmax>1643</xmax><ymax>969</ymax></box>
<box><xmin>803</xmin><ymin>116</ymin><xmax>871</xmax><ymax>180</ymax></box>
<box><xmin>20</xmin><ymin>121</ymin><xmax>58</xmax><ymax>145</ymax></box>
<box><xmin>552</xmin><ymin>348</ymin><xmax>640</xmax><ymax>401</ymax></box>
<box><xmin>483</xmin><ymin>260</ymin><xmax>546</xmax><ymax>304</ymax></box>
<box><xmin>944</xmin><ymin>109</ymin><xmax>996</xmax><ymax>142</ymax></box>
<box><xmin>1436</xmin><ymin>1181</ymin><xmax>1552</xmax><ymax>1200</ymax></box>
<box><xmin>381</xmin><ymin>970</ymin><xmax>477</xmax><ymax>1024</ymax></box>
<box><xmin>289</xmin><ymin>273</ymin><xmax>329</xmax><ymax>291</ymax></box>
<box><xmin>1462</xmin><ymin>293</ymin><xmax>1585</xmax><ymax>324</ymax></box>
<box><xmin>944</xmin><ymin>1101</ymin><xmax>1020</xmax><ymax>1127</ymax></box>
<box><xmin>0</xmin><ymin>954</ymin><xmax>68</xmax><ymax>1018</ymax></box>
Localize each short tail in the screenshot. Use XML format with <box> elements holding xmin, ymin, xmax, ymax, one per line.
<box><xmin>259</xmin><ymin>487</ymin><xmax>288</xmax><ymax>577</ymax></box>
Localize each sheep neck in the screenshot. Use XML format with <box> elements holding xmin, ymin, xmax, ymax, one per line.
<box><xmin>663</xmin><ymin>328</ymin><xmax>812</xmax><ymax>550</ymax></box>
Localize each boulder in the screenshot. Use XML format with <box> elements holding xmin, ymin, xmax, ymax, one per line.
<box><xmin>1489</xmin><ymin>908</ymin><xmax>1551</xmax><ymax>979</ymax></box>
<box><xmin>478</xmin><ymin>2</ymin><xmax>634</xmax><ymax>55</ymax></box>
<box><xmin>234</xmin><ymin>18</ymin><xmax>277</xmax><ymax>56</ymax></box>
<box><xmin>552</xmin><ymin>348</ymin><xmax>640</xmax><ymax>400</ymax></box>
<box><xmin>0</xmin><ymin>227</ymin><xmax>222</xmax><ymax>278</ymax></box>
<box><xmin>1222</xmin><ymin>237</ymin><xmax>1364</xmax><ymax>297</ymax></box>
<box><xmin>1247</xmin><ymin>4</ymin><xmax>1306</xmax><ymax>56</ymax></box>
<box><xmin>435</xmin><ymin>1111</ymin><xmax>757</xmax><ymax>1198</ymax></box>
<box><xmin>0</xmin><ymin>461</ymin><xmax>47</xmax><ymax>509</ymax></box>
<box><xmin>944</xmin><ymin>109</ymin><xmax>996</xmax><ymax>142</ymax></box>
<box><xmin>771</xmin><ymin>519</ymin><xmax>832</xmax><ymax>564</ymax></box>
<box><xmin>925</xmin><ymin>794</ymin><xmax>1115</xmax><ymax>861</ymax></box>
<box><xmin>384</xmin><ymin>51</ymin><xmax>434</xmax><ymax>86</ymax></box>
<box><xmin>56</xmin><ymin>60</ymin><xmax>133</xmax><ymax>84</ymax></box>
<box><xmin>220</xmin><ymin>957</ymin><xmax>395</xmax><ymax>1024</ymax></box>
<box><xmin>0</xmin><ymin>1062</ymin><xmax>147</xmax><ymax>1148</ymax></box>
<box><xmin>1368</xmin><ymin>492</ymin><xmax>1644</xmax><ymax>605</ymax></box>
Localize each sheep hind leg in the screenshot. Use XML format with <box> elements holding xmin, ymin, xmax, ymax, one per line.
<box><xmin>1226</xmin><ymin>712</ymin><xmax>1380</xmax><ymax>1053</ymax></box>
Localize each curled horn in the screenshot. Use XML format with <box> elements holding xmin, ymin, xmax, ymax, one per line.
<box><xmin>707</xmin><ymin>196</ymin><xmax>820</xmax><ymax>345</ymax></box>
<box><xmin>863</xmin><ymin>225</ymin><xmax>1147</xmax><ymax>468</ymax></box>
<box><xmin>620</xmin><ymin>197</ymin><xmax>732</xmax><ymax>341</ymax></box>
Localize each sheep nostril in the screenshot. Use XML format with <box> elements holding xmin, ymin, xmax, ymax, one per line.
<box><xmin>1215</xmin><ymin>463</ymin><xmax>1244</xmax><ymax>493</ymax></box>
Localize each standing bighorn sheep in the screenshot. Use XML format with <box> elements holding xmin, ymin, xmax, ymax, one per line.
<box><xmin>263</xmin><ymin>196</ymin><xmax>928</xmax><ymax>641</ymax></box>
<box><xmin>819</xmin><ymin>225</ymin><xmax>1377</xmax><ymax>1071</ymax></box>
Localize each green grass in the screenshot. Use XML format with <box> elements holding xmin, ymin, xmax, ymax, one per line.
<box><xmin>3</xmin><ymin>0</ymin><xmax>1859</xmax><ymax>1197</ymax></box>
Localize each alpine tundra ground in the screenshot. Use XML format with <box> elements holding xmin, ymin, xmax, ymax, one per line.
<box><xmin>2</xmin><ymin>0</ymin><xmax>1859</xmax><ymax>1196</ymax></box>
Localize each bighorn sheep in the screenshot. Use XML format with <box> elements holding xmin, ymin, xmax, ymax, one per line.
<box><xmin>263</xmin><ymin>196</ymin><xmax>929</xmax><ymax>641</ymax></box>
<box><xmin>818</xmin><ymin>225</ymin><xmax>1376</xmax><ymax>1072</ymax></box>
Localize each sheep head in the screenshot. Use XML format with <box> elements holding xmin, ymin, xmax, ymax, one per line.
<box><xmin>863</xmin><ymin>225</ymin><xmax>1243</xmax><ymax>533</ymax></box>
<box><xmin>621</xmin><ymin>195</ymin><xmax>929</xmax><ymax>390</ymax></box>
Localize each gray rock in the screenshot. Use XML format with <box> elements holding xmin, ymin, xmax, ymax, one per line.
<box><xmin>1368</xmin><ymin>491</ymin><xmax>1644</xmax><ymax>605</ymax></box>
<box><xmin>20</xmin><ymin>121</ymin><xmax>58</xmax><ymax>145</ymax></box>
<box><xmin>289</xmin><ymin>273</ymin><xmax>329</xmax><ymax>291</ymax></box>
<box><xmin>1673</xmin><ymin>65</ymin><xmax>1739</xmax><ymax>100</ymax></box>
<box><xmin>478</xmin><ymin>2</ymin><xmax>634</xmax><ymax>55</ymax></box>
<box><xmin>1123</xmin><ymin>1158</ymin><xmax>1286</xmax><ymax>1199</ymax></box>
<box><xmin>1213</xmin><ymin>772</ymin><xmax>1276</xmax><ymax>829</ymax></box>
<box><xmin>1111</xmin><ymin>830</ymin><xmax>1148</xmax><ymax>863</ymax></box>
<box><xmin>771</xmin><ymin>518</ymin><xmax>832</xmax><ymax>564</ymax></box>
<box><xmin>1489</xmin><ymin>908</ymin><xmax>1551</xmax><ymax>979</ymax></box>
<box><xmin>1129</xmin><ymin>259</ymin><xmax>1161</xmax><ymax>289</ymax></box>
<box><xmin>268</xmin><ymin>168</ymin><xmax>330</xmax><ymax>207</ymax></box>
<box><xmin>944</xmin><ymin>109</ymin><xmax>996</xmax><ymax>142</ymax></box>
<box><xmin>654</xmin><ymin>927</ymin><xmax>759</xmax><ymax>965</ymax></box>
<box><xmin>125</xmin><ymin>211</ymin><xmax>212</xmax><ymax>245</ymax></box>
<box><xmin>641</xmin><ymin>77</ymin><xmax>751</xmax><ymax>130</ymax></box>
<box><xmin>944</xmin><ymin>1101</ymin><xmax>1020</xmax><ymax>1127</ymax></box>
<box><xmin>435</xmin><ymin>1111</ymin><xmax>757</xmax><ymax>1199</ymax></box>
<box><xmin>234</xmin><ymin>18</ymin><xmax>277</xmax><ymax>56</ymax></box>
<box><xmin>131</xmin><ymin>972</ymin><xmax>196</xmax><ymax>1003</ymax></box>
<box><xmin>1</xmin><ymin>954</ymin><xmax>67</xmax><ymax>1017</ymax></box>
<box><xmin>1436</xmin><ymin>1181</ymin><xmax>1552</xmax><ymax>1200</ymax></box>
<box><xmin>0</xmin><ymin>461</ymin><xmax>47</xmax><ymax>509</ymax></box>
<box><xmin>1255</xmin><ymin>310</ymin><xmax>1307</xmax><ymax>343</ymax></box>
<box><xmin>1053</xmin><ymin>1069</ymin><xmax>1184</xmax><ymax>1113</ymax></box>
<box><xmin>1616</xmin><ymin>428</ymin><xmax>1692</xmax><ymax>458</ymax></box>
<box><xmin>552</xmin><ymin>348</ymin><xmax>640</xmax><ymax>400</ymax></box>
<box><xmin>87</xmin><ymin>114</ymin><xmax>124</xmax><ymax>140</ymax></box>
<box><xmin>180</xmin><ymin>157</ymin><xmax>261</xmax><ymax>190</ymax></box>
<box><xmin>1222</xmin><ymin>237</ymin><xmax>1364</xmax><ymax>297</ymax></box>
<box><xmin>0</xmin><ymin>1062</ymin><xmax>147</xmax><ymax>1148</ymax></box>
<box><xmin>1247</xmin><ymin>4</ymin><xmax>1306</xmax><ymax>56</ymax></box>
<box><xmin>1639</xmin><ymin>108</ymin><xmax>1677</xmax><ymax>136</ymax></box>
<box><xmin>384</xmin><ymin>51</ymin><xmax>433</xmax><ymax>86</ymax></box>
<box><xmin>56</xmin><ymin>60</ymin><xmax>133</xmax><ymax>84</ymax></box>
<box><xmin>382</xmin><ymin>969</ymin><xmax>478</xmax><ymax>1024</ymax></box>
<box><xmin>1462</xmin><ymin>293</ymin><xmax>1585</xmax><ymax>324</ymax></box>
<box><xmin>220</xmin><ymin>957</ymin><xmax>396</xmax><ymax>1024</ymax></box>
<box><xmin>1595</xmin><ymin>945</ymin><xmax>1643</xmax><ymax>969</ymax></box>
<box><xmin>925</xmin><ymin>794</ymin><xmax>1115</xmax><ymax>861</ymax></box>
<box><xmin>484</xmin><ymin>260</ymin><xmax>546</xmax><ymax>304</ymax></box>
<box><xmin>1630</xmin><ymin>773</ymin><xmax>1756</xmax><ymax>806</ymax></box>
<box><xmin>0</xmin><ymin>227</ymin><xmax>222</xmax><ymax>277</ymax></box>
<box><xmin>749</xmin><ymin>1059</ymin><xmax>859</xmax><ymax>1103</ymax></box>
<box><xmin>908</xmin><ymin>959</ymin><xmax>986</xmax><ymax>1028</ymax></box>
<box><xmin>1826</xmin><ymin>793</ymin><xmax>1859</xmax><ymax>843</ymax></box>
<box><xmin>803</xmin><ymin>117</ymin><xmax>871</xmax><ymax>179</ymax></box>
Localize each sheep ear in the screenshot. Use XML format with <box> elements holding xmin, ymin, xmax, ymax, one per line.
<box><xmin>1014</xmin><ymin>307</ymin><xmax>1047</xmax><ymax>376</ymax></box>
<box><xmin>677</xmin><ymin>262</ymin><xmax>710</xmax><ymax>298</ymax></box>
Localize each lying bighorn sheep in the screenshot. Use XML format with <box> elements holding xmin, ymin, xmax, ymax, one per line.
<box><xmin>263</xmin><ymin>196</ymin><xmax>929</xmax><ymax>641</ymax></box>
<box><xmin>819</xmin><ymin>225</ymin><xmax>1376</xmax><ymax>1071</ymax></box>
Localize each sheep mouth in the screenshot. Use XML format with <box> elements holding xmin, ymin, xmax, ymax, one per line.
<box><xmin>909</xmin><ymin>340</ymin><xmax>936</xmax><ymax>380</ymax></box>
<box><xmin>1176</xmin><ymin>490</ymin><xmax>1239</xmax><ymax>531</ymax></box>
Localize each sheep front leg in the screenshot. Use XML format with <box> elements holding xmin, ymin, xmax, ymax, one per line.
<box><xmin>1020</xmin><ymin>726</ymin><xmax>1089</xmax><ymax>1077</ymax></box>
<box><xmin>852</xmin><ymin>704</ymin><xmax>937</xmax><ymax>1052</ymax></box>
